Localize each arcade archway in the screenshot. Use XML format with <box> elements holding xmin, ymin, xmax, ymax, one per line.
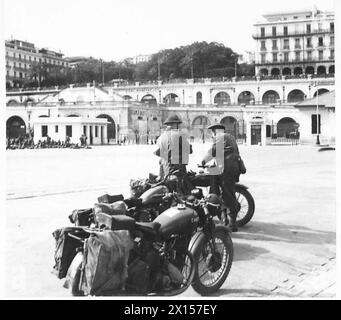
<box><xmin>192</xmin><ymin>116</ymin><xmax>211</xmax><ymax>141</ymax></box>
<box><xmin>141</xmin><ymin>94</ymin><xmax>157</xmax><ymax>106</ymax></box>
<box><xmin>6</xmin><ymin>116</ymin><xmax>26</xmax><ymax>138</ymax></box>
<box><xmin>277</xmin><ymin>117</ymin><xmax>299</xmax><ymax>138</ymax></box>
<box><xmin>262</xmin><ymin>90</ymin><xmax>280</xmax><ymax>104</ymax></box>
<box><xmin>287</xmin><ymin>89</ymin><xmax>305</xmax><ymax>103</ymax></box>
<box><xmin>214</xmin><ymin>92</ymin><xmax>231</xmax><ymax>105</ymax></box>
<box><xmin>238</xmin><ymin>91</ymin><xmax>255</xmax><ymax>105</ymax></box>
<box><xmin>96</xmin><ymin>114</ymin><xmax>116</xmax><ymax>141</ymax></box>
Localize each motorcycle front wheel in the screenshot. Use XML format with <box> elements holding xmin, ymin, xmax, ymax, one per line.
<box><xmin>191</xmin><ymin>230</ymin><xmax>233</xmax><ymax>295</ymax></box>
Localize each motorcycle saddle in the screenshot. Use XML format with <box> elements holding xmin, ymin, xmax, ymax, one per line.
<box><xmin>135</xmin><ymin>221</ymin><xmax>161</xmax><ymax>238</ymax></box>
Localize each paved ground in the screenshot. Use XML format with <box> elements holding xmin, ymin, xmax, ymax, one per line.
<box><xmin>4</xmin><ymin>143</ymin><xmax>336</xmax><ymax>298</ymax></box>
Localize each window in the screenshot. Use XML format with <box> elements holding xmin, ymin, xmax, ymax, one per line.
<box><xmin>293</xmin><ymin>16</ymin><xmax>298</xmax><ymax>19</ymax></box>
<box><xmin>307</xmin><ymin>37</ymin><xmax>312</xmax><ymax>48</ymax></box>
<box><xmin>295</xmin><ymin>52</ymin><xmax>300</xmax><ymax>61</ymax></box>
<box><xmin>42</xmin><ymin>125</ymin><xmax>48</xmax><ymax>137</ymax></box>
<box><xmin>307</xmin><ymin>51</ymin><xmax>312</xmax><ymax>61</ymax></box>
<box><xmin>261</xmin><ymin>53</ymin><xmax>266</xmax><ymax>64</ymax></box>
<box><xmin>306</xmin><ymin>24</ymin><xmax>311</xmax><ymax>34</ymax></box>
<box><xmin>66</xmin><ymin>125</ymin><xmax>72</xmax><ymax>137</ymax></box>
<box><xmin>95</xmin><ymin>126</ymin><xmax>98</xmax><ymax>137</ymax></box>
<box><xmin>19</xmin><ymin>54</ymin><xmax>21</xmax><ymax>60</ymax></box>
<box><xmin>272</xmin><ymin>40</ymin><xmax>277</xmax><ymax>50</ymax></box>
<box><xmin>261</xmin><ymin>40</ymin><xmax>266</xmax><ymax>50</ymax></box>
<box><xmin>295</xmin><ymin>38</ymin><xmax>300</xmax><ymax>49</ymax></box>
<box><xmin>284</xmin><ymin>52</ymin><xmax>289</xmax><ymax>62</ymax></box>
<box><xmin>55</xmin><ymin>125</ymin><xmax>58</xmax><ymax>133</ymax></box>
<box><xmin>283</xmin><ymin>26</ymin><xmax>288</xmax><ymax>36</ymax></box>
<box><xmin>7</xmin><ymin>70</ymin><xmax>9</xmax><ymax>76</ymax></box>
<box><xmin>137</xmin><ymin>116</ymin><xmax>143</xmax><ymax>120</ymax></box>
<box><xmin>318</xmin><ymin>37</ymin><xmax>324</xmax><ymax>46</ymax></box>
<box><xmin>311</xmin><ymin>115</ymin><xmax>321</xmax><ymax>134</ymax></box>
<box><xmin>330</xmin><ymin>49</ymin><xmax>334</xmax><ymax>59</ymax></box>
<box><xmin>153</xmin><ymin>117</ymin><xmax>158</xmax><ymax>121</ymax></box>
<box><xmin>19</xmin><ymin>72</ymin><xmax>23</xmax><ymax>78</ymax></box>
<box><xmin>330</xmin><ymin>22</ymin><xmax>334</xmax><ymax>32</ymax></box>
<box><xmin>284</xmin><ymin>39</ymin><xmax>289</xmax><ymax>49</ymax></box>
<box><xmin>319</xmin><ymin>50</ymin><xmax>324</xmax><ymax>60</ymax></box>
<box><xmin>260</xmin><ymin>27</ymin><xmax>265</xmax><ymax>37</ymax></box>
<box><xmin>83</xmin><ymin>126</ymin><xmax>87</xmax><ymax>135</ymax></box>
<box><xmin>272</xmin><ymin>26</ymin><xmax>276</xmax><ymax>36</ymax></box>
<box><xmin>330</xmin><ymin>36</ymin><xmax>334</xmax><ymax>46</ymax></box>
<box><xmin>272</xmin><ymin>53</ymin><xmax>278</xmax><ymax>62</ymax></box>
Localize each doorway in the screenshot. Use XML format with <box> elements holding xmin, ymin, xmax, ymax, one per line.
<box><xmin>251</xmin><ymin>125</ymin><xmax>262</xmax><ymax>145</ymax></box>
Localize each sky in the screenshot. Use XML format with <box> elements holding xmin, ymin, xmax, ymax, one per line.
<box><xmin>1</xmin><ymin>0</ymin><xmax>336</xmax><ymax>61</ymax></box>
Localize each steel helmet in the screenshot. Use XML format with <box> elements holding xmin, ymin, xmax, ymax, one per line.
<box><xmin>164</xmin><ymin>114</ymin><xmax>182</xmax><ymax>125</ymax></box>
<box><xmin>207</xmin><ymin>123</ymin><xmax>226</xmax><ymax>131</ymax></box>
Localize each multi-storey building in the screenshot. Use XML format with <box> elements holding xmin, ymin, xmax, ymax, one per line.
<box><xmin>5</xmin><ymin>39</ymin><xmax>69</xmax><ymax>87</ymax></box>
<box><xmin>126</xmin><ymin>54</ymin><xmax>152</xmax><ymax>65</ymax></box>
<box><xmin>253</xmin><ymin>7</ymin><xmax>335</xmax><ymax>76</ymax></box>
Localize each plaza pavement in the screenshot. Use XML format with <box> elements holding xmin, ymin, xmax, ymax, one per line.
<box><xmin>4</xmin><ymin>143</ymin><xmax>336</xmax><ymax>298</ymax></box>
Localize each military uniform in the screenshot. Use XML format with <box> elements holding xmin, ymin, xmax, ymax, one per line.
<box><xmin>202</xmin><ymin>125</ymin><xmax>240</xmax><ymax>231</ymax></box>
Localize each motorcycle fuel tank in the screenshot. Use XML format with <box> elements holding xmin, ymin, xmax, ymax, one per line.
<box><xmin>154</xmin><ymin>205</ymin><xmax>199</xmax><ymax>238</ymax></box>
<box><xmin>139</xmin><ymin>185</ymin><xmax>169</xmax><ymax>205</ymax></box>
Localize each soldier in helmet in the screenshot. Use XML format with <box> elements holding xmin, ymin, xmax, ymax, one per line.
<box><xmin>201</xmin><ymin>123</ymin><xmax>240</xmax><ymax>232</ymax></box>
<box><xmin>154</xmin><ymin>113</ymin><xmax>193</xmax><ymax>192</ymax></box>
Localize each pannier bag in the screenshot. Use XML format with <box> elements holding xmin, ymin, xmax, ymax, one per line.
<box><xmin>95</xmin><ymin>212</ymin><xmax>136</xmax><ymax>233</ymax></box>
<box><xmin>238</xmin><ymin>156</ymin><xmax>247</xmax><ymax>174</ymax></box>
<box><xmin>52</xmin><ymin>227</ymin><xmax>89</xmax><ymax>279</ymax></box>
<box><xmin>80</xmin><ymin>230</ymin><xmax>134</xmax><ymax>296</ymax></box>
<box><xmin>68</xmin><ymin>208</ymin><xmax>93</xmax><ymax>227</ymax></box>
<box><xmin>130</xmin><ymin>178</ymin><xmax>150</xmax><ymax>198</ymax></box>
<box><xmin>94</xmin><ymin>201</ymin><xmax>128</xmax><ymax>216</ymax></box>
<box><xmin>97</xmin><ymin>194</ymin><xmax>124</xmax><ymax>204</ymax></box>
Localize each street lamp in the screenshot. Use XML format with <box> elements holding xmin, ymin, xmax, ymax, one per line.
<box><xmin>315</xmin><ymin>81</ymin><xmax>320</xmax><ymax>145</ymax></box>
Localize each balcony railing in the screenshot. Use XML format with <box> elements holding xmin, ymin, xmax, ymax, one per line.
<box><xmin>255</xmin><ymin>57</ymin><xmax>335</xmax><ymax>66</ymax></box>
<box><xmin>253</xmin><ymin>28</ymin><xmax>334</xmax><ymax>39</ymax></box>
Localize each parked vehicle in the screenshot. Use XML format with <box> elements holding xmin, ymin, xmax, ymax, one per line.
<box><xmin>63</xmin><ymin>191</ymin><xmax>233</xmax><ymax>296</ymax></box>
<box><xmin>188</xmin><ymin>164</ymin><xmax>255</xmax><ymax>227</ymax></box>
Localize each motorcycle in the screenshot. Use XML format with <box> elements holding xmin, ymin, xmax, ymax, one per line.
<box><xmin>65</xmin><ymin>190</ymin><xmax>233</xmax><ymax>296</ymax></box>
<box><xmin>188</xmin><ymin>163</ymin><xmax>255</xmax><ymax>227</ymax></box>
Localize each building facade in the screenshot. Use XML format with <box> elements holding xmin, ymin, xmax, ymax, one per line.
<box><xmin>253</xmin><ymin>8</ymin><xmax>335</xmax><ymax>77</ymax></box>
<box><xmin>5</xmin><ymin>39</ymin><xmax>69</xmax><ymax>87</ymax></box>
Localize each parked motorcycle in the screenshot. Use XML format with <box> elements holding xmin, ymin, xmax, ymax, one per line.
<box><xmin>188</xmin><ymin>164</ymin><xmax>255</xmax><ymax>227</ymax></box>
<box><xmin>65</xmin><ymin>191</ymin><xmax>233</xmax><ymax>296</ymax></box>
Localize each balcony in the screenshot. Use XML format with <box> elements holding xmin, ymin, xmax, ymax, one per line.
<box><xmin>253</xmin><ymin>28</ymin><xmax>334</xmax><ymax>39</ymax></box>
<box><xmin>255</xmin><ymin>57</ymin><xmax>335</xmax><ymax>66</ymax></box>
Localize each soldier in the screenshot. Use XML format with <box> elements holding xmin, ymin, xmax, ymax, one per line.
<box><xmin>154</xmin><ymin>114</ymin><xmax>193</xmax><ymax>193</ymax></box>
<box><xmin>201</xmin><ymin>123</ymin><xmax>241</xmax><ymax>232</ymax></box>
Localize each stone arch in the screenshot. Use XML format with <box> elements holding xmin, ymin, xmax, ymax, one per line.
<box><xmin>214</xmin><ymin>92</ymin><xmax>231</xmax><ymax>105</ymax></box>
<box><xmin>277</xmin><ymin>117</ymin><xmax>299</xmax><ymax>138</ymax></box>
<box><xmin>238</xmin><ymin>91</ymin><xmax>255</xmax><ymax>105</ymax></box>
<box><xmin>7</xmin><ymin>99</ymin><xmax>20</xmax><ymax>105</ymax></box>
<box><xmin>141</xmin><ymin>94</ymin><xmax>157</xmax><ymax>106</ymax></box>
<box><xmin>287</xmin><ymin>89</ymin><xmax>305</xmax><ymax>103</ymax></box>
<box><xmin>329</xmin><ymin>65</ymin><xmax>335</xmax><ymax>74</ymax></box>
<box><xmin>271</xmin><ymin>68</ymin><xmax>280</xmax><ymax>76</ymax></box>
<box><xmin>305</xmin><ymin>66</ymin><xmax>315</xmax><ymax>74</ymax></box>
<box><xmin>313</xmin><ymin>88</ymin><xmax>329</xmax><ymax>97</ymax></box>
<box><xmin>67</xmin><ymin>114</ymin><xmax>81</xmax><ymax>117</ymax></box>
<box><xmin>262</xmin><ymin>90</ymin><xmax>281</xmax><ymax>104</ymax></box>
<box><xmin>122</xmin><ymin>95</ymin><xmax>133</xmax><ymax>101</ymax></box>
<box><xmin>96</xmin><ymin>114</ymin><xmax>116</xmax><ymax>140</ymax></box>
<box><xmin>260</xmin><ymin>68</ymin><xmax>269</xmax><ymax>76</ymax></box>
<box><xmin>163</xmin><ymin>93</ymin><xmax>180</xmax><ymax>105</ymax></box>
<box><xmin>196</xmin><ymin>91</ymin><xmax>202</xmax><ymax>105</ymax></box>
<box><xmin>6</xmin><ymin>116</ymin><xmax>26</xmax><ymax>138</ymax></box>
<box><xmin>23</xmin><ymin>98</ymin><xmax>35</xmax><ymax>104</ymax></box>
<box><xmin>191</xmin><ymin>116</ymin><xmax>211</xmax><ymax>141</ymax></box>
<box><xmin>282</xmin><ymin>68</ymin><xmax>291</xmax><ymax>75</ymax></box>
<box><xmin>220</xmin><ymin>116</ymin><xmax>238</xmax><ymax>137</ymax></box>
<box><xmin>317</xmin><ymin>66</ymin><xmax>326</xmax><ymax>75</ymax></box>
<box><xmin>294</xmin><ymin>67</ymin><xmax>303</xmax><ymax>75</ymax></box>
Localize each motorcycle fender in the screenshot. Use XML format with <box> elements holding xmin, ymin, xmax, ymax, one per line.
<box><xmin>188</xmin><ymin>231</ymin><xmax>207</xmax><ymax>260</ymax></box>
<box><xmin>63</xmin><ymin>251</ymin><xmax>83</xmax><ymax>289</ymax></box>
<box><xmin>235</xmin><ymin>183</ymin><xmax>248</xmax><ymax>190</ymax></box>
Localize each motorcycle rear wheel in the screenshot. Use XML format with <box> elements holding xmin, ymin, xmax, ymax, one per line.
<box><xmin>192</xmin><ymin>230</ymin><xmax>233</xmax><ymax>295</ymax></box>
<box><xmin>235</xmin><ymin>186</ymin><xmax>255</xmax><ymax>227</ymax></box>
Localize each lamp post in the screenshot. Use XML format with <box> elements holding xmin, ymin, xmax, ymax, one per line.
<box><xmin>26</xmin><ymin>103</ymin><xmax>32</xmax><ymax>138</ymax></box>
<box><xmin>315</xmin><ymin>81</ymin><xmax>320</xmax><ymax>145</ymax></box>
